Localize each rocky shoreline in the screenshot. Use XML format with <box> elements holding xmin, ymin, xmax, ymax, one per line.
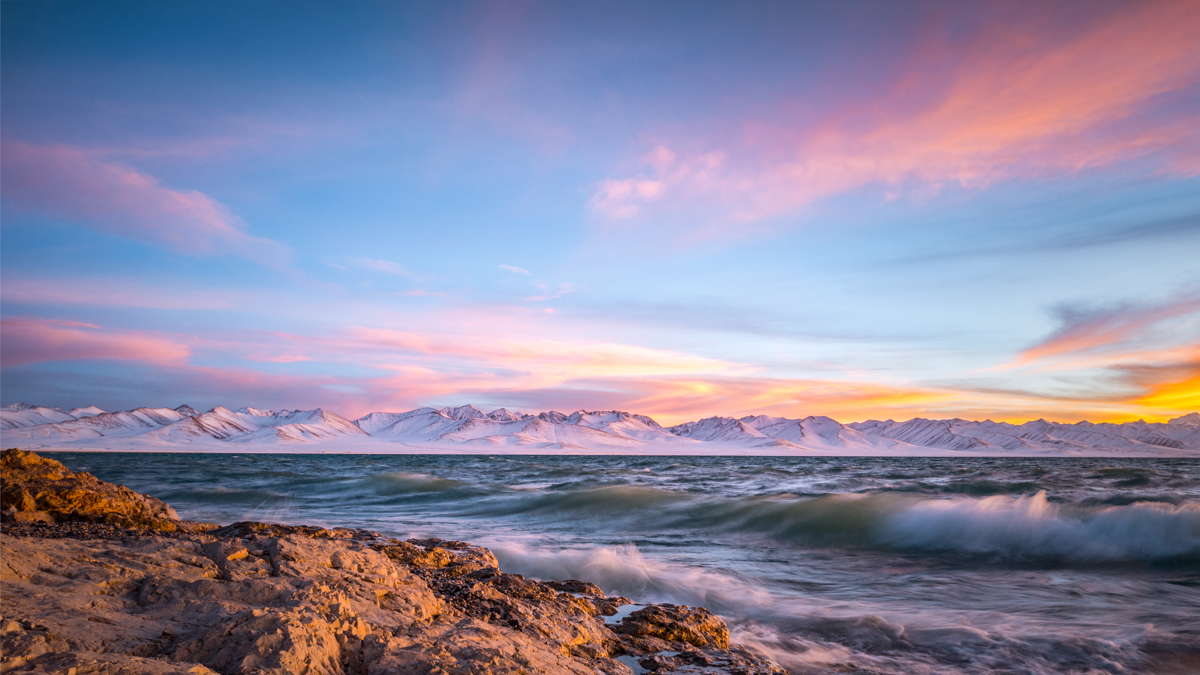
<box><xmin>1</xmin><ymin>449</ymin><xmax>785</xmax><ymax>675</ymax></box>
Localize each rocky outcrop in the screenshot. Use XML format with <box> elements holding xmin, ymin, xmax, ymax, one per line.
<box><xmin>0</xmin><ymin>449</ymin><xmax>203</xmax><ymax>531</ymax></box>
<box><xmin>1</xmin><ymin>450</ymin><xmax>784</xmax><ymax>674</ymax></box>
<box><xmin>612</xmin><ymin>605</ymin><xmax>730</xmax><ymax>649</ymax></box>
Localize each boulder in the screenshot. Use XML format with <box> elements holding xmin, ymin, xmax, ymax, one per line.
<box><xmin>0</xmin><ymin>449</ymin><xmax>196</xmax><ymax>531</ymax></box>
<box><xmin>612</xmin><ymin>604</ymin><xmax>730</xmax><ymax>649</ymax></box>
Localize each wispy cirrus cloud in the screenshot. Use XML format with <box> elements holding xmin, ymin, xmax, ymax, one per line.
<box><xmin>523</xmin><ymin>282</ymin><xmax>574</xmax><ymax>303</ymax></box>
<box><xmin>0</xmin><ymin>314</ymin><xmax>945</xmax><ymax>423</ymax></box>
<box><xmin>498</xmin><ymin>264</ymin><xmax>531</xmax><ymax>276</ymax></box>
<box><xmin>1015</xmin><ymin>295</ymin><xmax>1200</xmax><ymax>369</ymax></box>
<box><xmin>0</xmin><ymin>317</ymin><xmax>191</xmax><ymax>368</ymax></box>
<box><xmin>1</xmin><ymin>141</ymin><xmax>290</xmax><ymax>266</ymax></box>
<box><xmin>591</xmin><ymin>1</ymin><xmax>1200</xmax><ymax>237</ymax></box>
<box><xmin>4</xmin><ymin>305</ymin><xmax>1194</xmax><ymax>424</ymax></box>
<box><xmin>997</xmin><ymin>294</ymin><xmax>1200</xmax><ymax>420</ymax></box>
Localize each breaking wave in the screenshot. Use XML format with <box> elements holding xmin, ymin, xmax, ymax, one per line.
<box><xmin>683</xmin><ymin>491</ymin><xmax>1200</xmax><ymax>562</ymax></box>
<box><xmin>487</xmin><ymin>540</ymin><xmax>773</xmax><ymax>612</ymax></box>
<box><xmin>488</xmin><ymin>539</ymin><xmax>1198</xmax><ymax>674</ymax></box>
<box><xmin>464</xmin><ymin>482</ymin><xmax>1200</xmax><ymax>563</ymax></box>
<box><xmin>364</xmin><ymin>471</ymin><xmax>478</xmax><ymax>495</ymax></box>
<box><xmin>876</xmin><ymin>491</ymin><xmax>1200</xmax><ymax>560</ymax></box>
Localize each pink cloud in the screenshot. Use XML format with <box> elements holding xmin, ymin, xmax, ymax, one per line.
<box><xmin>7</xmin><ymin>312</ymin><xmax>1194</xmax><ymax>424</ymax></box>
<box><xmin>592</xmin><ymin>2</ymin><xmax>1200</xmax><ymax>236</ymax></box>
<box><xmin>1</xmin><ymin>141</ymin><xmax>289</xmax><ymax>265</ymax></box>
<box><xmin>245</xmin><ymin>353</ymin><xmax>313</xmax><ymax>363</ymax></box>
<box><xmin>0</xmin><ymin>317</ymin><xmax>191</xmax><ymax>368</ymax></box>
<box><xmin>1014</xmin><ymin>295</ymin><xmax>1200</xmax><ymax>368</ymax></box>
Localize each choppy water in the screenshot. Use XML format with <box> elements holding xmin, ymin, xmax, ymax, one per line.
<box><xmin>50</xmin><ymin>453</ymin><xmax>1200</xmax><ymax>674</ymax></box>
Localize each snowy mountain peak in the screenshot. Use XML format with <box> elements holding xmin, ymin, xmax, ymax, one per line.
<box><xmin>0</xmin><ymin>404</ymin><xmax>77</xmax><ymax>430</ymax></box>
<box><xmin>236</xmin><ymin>407</ymin><xmax>274</xmax><ymax>416</ymax></box>
<box><xmin>1</xmin><ymin>403</ymin><xmax>39</xmax><ymax>412</ymax></box>
<box><xmin>565</xmin><ymin>410</ymin><xmax>664</xmax><ymax>429</ymax></box>
<box><xmin>3</xmin><ymin>401</ymin><xmax>1198</xmax><ymax>455</ymax></box>
<box><xmin>1169</xmin><ymin>412</ymin><xmax>1200</xmax><ymax>426</ymax></box>
<box><xmin>441</xmin><ymin>405</ymin><xmax>486</xmax><ymax>421</ymax></box>
<box><xmin>67</xmin><ymin>406</ymin><xmax>106</xmax><ymax>418</ymax></box>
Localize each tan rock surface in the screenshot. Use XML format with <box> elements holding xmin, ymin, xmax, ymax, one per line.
<box><xmin>1</xmin><ymin>451</ymin><xmax>785</xmax><ymax>674</ymax></box>
<box><xmin>1</xmin><ymin>449</ymin><xmax>202</xmax><ymax>532</ymax></box>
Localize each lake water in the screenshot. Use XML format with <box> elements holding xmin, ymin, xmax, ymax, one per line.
<box><xmin>49</xmin><ymin>453</ymin><xmax>1200</xmax><ymax>674</ymax></box>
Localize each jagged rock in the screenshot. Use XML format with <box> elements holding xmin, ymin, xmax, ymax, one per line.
<box><xmin>209</xmin><ymin>521</ymin><xmax>373</xmax><ymax>540</ymax></box>
<box><xmin>612</xmin><ymin>604</ymin><xmax>730</xmax><ymax>649</ymax></box>
<box><xmin>547</xmin><ymin>579</ymin><xmax>607</xmax><ymax>597</ymax></box>
<box><xmin>0</xmin><ymin>449</ymin><xmax>202</xmax><ymax>531</ymax></box>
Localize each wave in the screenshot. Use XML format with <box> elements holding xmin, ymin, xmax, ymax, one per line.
<box><xmin>155</xmin><ymin>485</ymin><xmax>294</xmax><ymax>506</ymax></box>
<box><xmin>728</xmin><ymin>616</ymin><xmax>1191</xmax><ymax>675</ymax></box>
<box><xmin>673</xmin><ymin>491</ymin><xmax>1200</xmax><ymax>562</ymax></box>
<box><xmin>486</xmin><ymin>539</ymin><xmax>1197</xmax><ymax>674</ymax></box>
<box><xmin>877</xmin><ymin>491</ymin><xmax>1200</xmax><ymax>561</ymax></box>
<box><xmin>917</xmin><ymin>479</ymin><xmax>1045</xmax><ymax>495</ymax></box>
<box><xmin>486</xmin><ymin>540</ymin><xmax>773</xmax><ymax>613</ymax></box>
<box><xmin>361</xmin><ymin>471</ymin><xmax>1200</xmax><ymax>563</ymax></box>
<box><xmin>361</xmin><ymin>471</ymin><xmax>485</xmax><ymax>497</ymax></box>
<box><xmin>483</xmin><ymin>484</ymin><xmax>691</xmax><ymax>517</ymax></box>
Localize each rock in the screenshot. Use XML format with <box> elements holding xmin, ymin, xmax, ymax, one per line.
<box><xmin>208</xmin><ymin>521</ymin><xmax>374</xmax><ymax>540</ymax></box>
<box><xmin>378</xmin><ymin>541</ymin><xmax>455</xmax><ymax>568</ymax></box>
<box><xmin>0</xmin><ymin>449</ymin><xmax>202</xmax><ymax>532</ymax></box>
<box><xmin>547</xmin><ymin>579</ymin><xmax>607</xmax><ymax>597</ymax></box>
<box><xmin>8</xmin><ymin>510</ymin><xmax>56</xmax><ymax>524</ymax></box>
<box><xmin>612</xmin><ymin>604</ymin><xmax>731</xmax><ymax>649</ymax></box>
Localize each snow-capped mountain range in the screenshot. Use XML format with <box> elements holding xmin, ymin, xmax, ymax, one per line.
<box><xmin>2</xmin><ymin>402</ymin><xmax>1198</xmax><ymax>456</ymax></box>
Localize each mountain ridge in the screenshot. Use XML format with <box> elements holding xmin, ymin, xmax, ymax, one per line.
<box><xmin>2</xmin><ymin>402</ymin><xmax>1197</xmax><ymax>456</ymax></box>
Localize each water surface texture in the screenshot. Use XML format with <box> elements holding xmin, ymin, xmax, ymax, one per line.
<box><xmin>52</xmin><ymin>453</ymin><xmax>1200</xmax><ymax>674</ymax></box>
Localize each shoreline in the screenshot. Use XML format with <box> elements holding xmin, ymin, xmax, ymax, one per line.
<box><xmin>1</xmin><ymin>449</ymin><xmax>785</xmax><ymax>675</ymax></box>
<box><xmin>17</xmin><ymin>445</ymin><xmax>1199</xmax><ymax>458</ymax></box>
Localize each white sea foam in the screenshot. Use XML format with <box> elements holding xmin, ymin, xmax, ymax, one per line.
<box><xmin>487</xmin><ymin>541</ymin><xmax>772</xmax><ymax>612</ymax></box>
<box><xmin>876</xmin><ymin>491</ymin><xmax>1200</xmax><ymax>560</ymax></box>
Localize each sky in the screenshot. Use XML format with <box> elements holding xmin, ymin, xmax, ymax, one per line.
<box><xmin>2</xmin><ymin>0</ymin><xmax>1199</xmax><ymax>425</ymax></box>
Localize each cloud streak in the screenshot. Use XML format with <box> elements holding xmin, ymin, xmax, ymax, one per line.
<box><xmin>0</xmin><ymin>317</ymin><xmax>191</xmax><ymax>368</ymax></box>
<box><xmin>1015</xmin><ymin>295</ymin><xmax>1200</xmax><ymax>368</ymax></box>
<box><xmin>592</xmin><ymin>2</ymin><xmax>1200</xmax><ymax>237</ymax></box>
<box><xmin>5</xmin><ymin>310</ymin><xmax>1196</xmax><ymax>424</ymax></box>
<box><xmin>1</xmin><ymin>141</ymin><xmax>289</xmax><ymax>265</ymax></box>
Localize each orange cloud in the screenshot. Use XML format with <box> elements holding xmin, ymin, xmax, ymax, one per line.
<box><xmin>1136</xmin><ymin>372</ymin><xmax>1200</xmax><ymax>414</ymax></box>
<box><xmin>305</xmin><ymin>326</ymin><xmax>751</xmax><ymax>383</ymax></box>
<box><xmin>593</xmin><ymin>1</ymin><xmax>1200</xmax><ymax>234</ymax></box>
<box><xmin>1</xmin><ymin>141</ymin><xmax>289</xmax><ymax>265</ymax></box>
<box><xmin>0</xmin><ymin>317</ymin><xmax>191</xmax><ymax>367</ymax></box>
<box><xmin>990</xmin><ymin>295</ymin><xmax>1200</xmax><ymax>421</ymax></box>
<box><xmin>1015</xmin><ymin>297</ymin><xmax>1200</xmax><ymax>366</ymax></box>
<box><xmin>607</xmin><ymin>376</ymin><xmax>948</xmax><ymax>426</ymax></box>
<box><xmin>5</xmin><ymin>309</ymin><xmax>1192</xmax><ymax>425</ymax></box>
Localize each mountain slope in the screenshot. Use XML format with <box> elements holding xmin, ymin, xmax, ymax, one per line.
<box><xmin>1</xmin><ymin>404</ymin><xmax>83</xmax><ymax>430</ymax></box>
<box><xmin>2</xmin><ymin>402</ymin><xmax>1197</xmax><ymax>456</ymax></box>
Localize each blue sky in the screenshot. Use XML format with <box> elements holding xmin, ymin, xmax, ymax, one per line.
<box><xmin>3</xmin><ymin>0</ymin><xmax>1199</xmax><ymax>423</ymax></box>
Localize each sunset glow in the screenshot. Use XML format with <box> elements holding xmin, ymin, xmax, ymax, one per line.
<box><xmin>2</xmin><ymin>1</ymin><xmax>1197</xmax><ymax>424</ymax></box>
